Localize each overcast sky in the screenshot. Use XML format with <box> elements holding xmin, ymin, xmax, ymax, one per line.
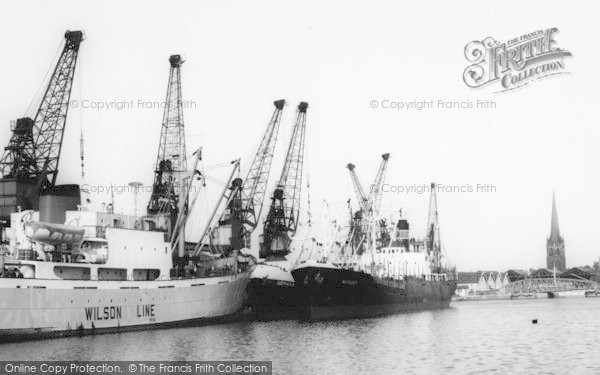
<box><xmin>1</xmin><ymin>0</ymin><xmax>598</xmax><ymax>271</ymax></box>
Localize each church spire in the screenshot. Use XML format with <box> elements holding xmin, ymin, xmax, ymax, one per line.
<box><xmin>550</xmin><ymin>191</ymin><xmax>560</xmax><ymax>241</ymax></box>
<box><xmin>547</xmin><ymin>191</ymin><xmax>566</xmax><ymax>271</ymax></box>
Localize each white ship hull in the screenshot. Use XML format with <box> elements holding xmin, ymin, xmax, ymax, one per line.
<box><xmin>0</xmin><ymin>270</ymin><xmax>251</xmax><ymax>342</ymax></box>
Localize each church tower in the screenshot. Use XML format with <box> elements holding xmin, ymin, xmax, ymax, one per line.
<box><xmin>546</xmin><ymin>192</ymin><xmax>566</xmax><ymax>271</ymax></box>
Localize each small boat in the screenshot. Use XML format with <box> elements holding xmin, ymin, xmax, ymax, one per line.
<box><xmin>510</xmin><ymin>292</ymin><xmax>537</xmax><ymax>300</ymax></box>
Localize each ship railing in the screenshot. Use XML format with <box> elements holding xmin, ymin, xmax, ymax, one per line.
<box><xmin>394</xmin><ymin>273</ymin><xmax>450</xmax><ymax>282</ymax></box>
<box><xmin>81</xmin><ymin>225</ymin><xmax>169</xmax><ymax>241</ymax></box>
<box><xmin>376</xmin><ymin>273</ymin><xmax>452</xmax><ymax>283</ymax></box>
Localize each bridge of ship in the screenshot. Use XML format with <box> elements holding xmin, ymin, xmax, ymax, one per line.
<box><xmin>502</xmin><ymin>278</ymin><xmax>597</xmax><ymax>294</ymax></box>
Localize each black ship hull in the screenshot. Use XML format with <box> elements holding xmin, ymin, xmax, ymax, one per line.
<box><xmin>246</xmin><ymin>278</ymin><xmax>302</xmax><ymax>320</ymax></box>
<box><xmin>292</xmin><ymin>264</ymin><xmax>456</xmax><ymax>321</ymax></box>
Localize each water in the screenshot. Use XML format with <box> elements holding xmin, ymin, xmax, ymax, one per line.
<box><xmin>1</xmin><ymin>298</ymin><xmax>599</xmax><ymax>374</ymax></box>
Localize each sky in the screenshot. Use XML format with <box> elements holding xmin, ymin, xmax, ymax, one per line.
<box><xmin>0</xmin><ymin>0</ymin><xmax>599</xmax><ymax>271</ymax></box>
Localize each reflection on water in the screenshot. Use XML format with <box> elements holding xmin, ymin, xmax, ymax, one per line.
<box><xmin>2</xmin><ymin>299</ymin><xmax>599</xmax><ymax>374</ymax></box>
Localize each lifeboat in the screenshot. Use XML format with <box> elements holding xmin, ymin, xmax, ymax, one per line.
<box><xmin>24</xmin><ymin>221</ymin><xmax>85</xmax><ymax>245</ymax></box>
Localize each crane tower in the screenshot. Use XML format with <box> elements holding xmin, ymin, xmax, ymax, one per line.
<box><xmin>210</xmin><ymin>100</ymin><xmax>286</xmax><ymax>253</ymax></box>
<box><xmin>0</xmin><ymin>30</ymin><xmax>84</xmax><ymax>224</ymax></box>
<box><xmin>346</xmin><ymin>153</ymin><xmax>390</xmax><ymax>253</ymax></box>
<box><xmin>261</xmin><ymin>102</ymin><xmax>308</xmax><ymax>258</ymax></box>
<box><xmin>147</xmin><ymin>55</ymin><xmax>187</xmax><ymax>219</ymax></box>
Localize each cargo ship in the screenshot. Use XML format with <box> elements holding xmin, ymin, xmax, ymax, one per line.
<box><xmin>292</xmin><ymin>182</ymin><xmax>456</xmax><ymax>321</ymax></box>
<box><xmin>292</xmin><ymin>219</ymin><xmax>456</xmax><ymax>321</ymax></box>
<box><xmin>0</xmin><ymin>195</ymin><xmax>255</xmax><ymax>342</ymax></box>
<box><xmin>292</xmin><ymin>263</ymin><xmax>455</xmax><ymax>321</ymax></box>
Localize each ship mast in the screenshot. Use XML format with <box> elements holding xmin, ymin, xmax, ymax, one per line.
<box><xmin>171</xmin><ymin>148</ymin><xmax>203</xmax><ymax>258</ymax></box>
<box><xmin>426</xmin><ymin>182</ymin><xmax>442</xmax><ymax>271</ymax></box>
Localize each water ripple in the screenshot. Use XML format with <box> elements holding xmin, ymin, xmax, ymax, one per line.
<box><xmin>1</xmin><ymin>298</ymin><xmax>599</xmax><ymax>374</ymax></box>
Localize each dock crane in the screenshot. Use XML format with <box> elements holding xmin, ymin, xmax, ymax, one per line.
<box><xmin>346</xmin><ymin>153</ymin><xmax>390</xmax><ymax>253</ymax></box>
<box><xmin>347</xmin><ymin>163</ymin><xmax>369</xmax><ymax>213</ymax></box>
<box><xmin>147</xmin><ymin>55</ymin><xmax>187</xmax><ymax>220</ymax></box>
<box><xmin>261</xmin><ymin>102</ymin><xmax>308</xmax><ymax>259</ymax></box>
<box><xmin>369</xmin><ymin>153</ymin><xmax>390</xmax><ymax>220</ymax></box>
<box><xmin>143</xmin><ymin>54</ymin><xmax>196</xmax><ymax>262</ymax></box>
<box><xmin>198</xmin><ymin>100</ymin><xmax>286</xmax><ymax>255</ymax></box>
<box><xmin>0</xmin><ymin>31</ymin><xmax>84</xmax><ymax>223</ymax></box>
<box><xmin>347</xmin><ymin>163</ymin><xmax>368</xmax><ymax>254</ymax></box>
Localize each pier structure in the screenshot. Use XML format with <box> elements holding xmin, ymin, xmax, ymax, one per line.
<box><xmin>503</xmin><ymin>277</ymin><xmax>596</xmax><ymax>296</ymax></box>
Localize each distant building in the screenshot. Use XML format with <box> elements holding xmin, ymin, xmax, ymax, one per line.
<box><xmin>547</xmin><ymin>192</ymin><xmax>566</xmax><ymax>271</ymax></box>
<box><xmin>560</xmin><ymin>267</ymin><xmax>594</xmax><ymax>280</ymax></box>
<box><xmin>531</xmin><ymin>268</ymin><xmax>554</xmax><ymax>279</ymax></box>
<box><xmin>455</xmin><ymin>271</ymin><xmax>510</xmax><ymax>297</ymax></box>
<box><xmin>506</xmin><ymin>269</ymin><xmax>528</xmax><ymax>282</ymax></box>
